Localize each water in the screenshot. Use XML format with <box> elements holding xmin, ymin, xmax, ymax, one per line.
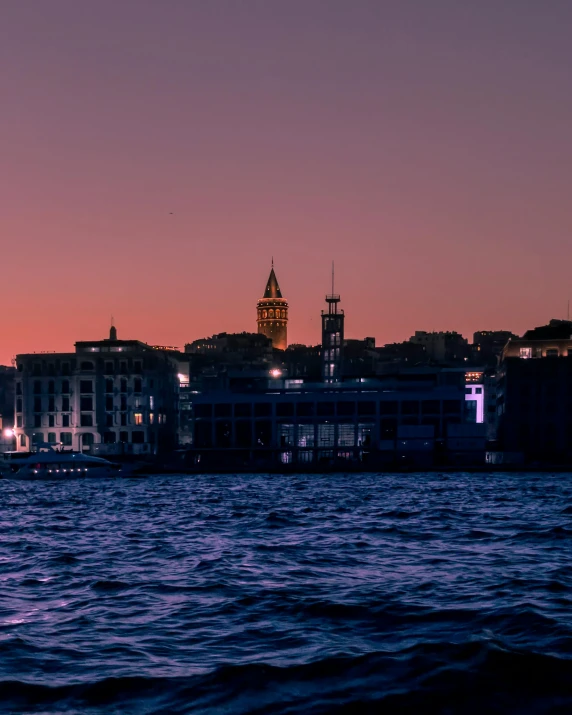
<box><xmin>1</xmin><ymin>472</ymin><xmax>572</xmax><ymax>714</ymax></box>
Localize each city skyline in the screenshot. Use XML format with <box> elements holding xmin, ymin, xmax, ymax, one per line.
<box><xmin>4</xmin><ymin>1</ymin><xmax>572</xmax><ymax>365</ymax></box>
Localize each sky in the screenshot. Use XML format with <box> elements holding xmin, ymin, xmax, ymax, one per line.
<box><xmin>2</xmin><ymin>0</ymin><xmax>572</xmax><ymax>364</ymax></box>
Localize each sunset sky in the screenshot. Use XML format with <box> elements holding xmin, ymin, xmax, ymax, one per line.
<box><xmin>2</xmin><ymin>0</ymin><xmax>572</xmax><ymax>365</ymax></box>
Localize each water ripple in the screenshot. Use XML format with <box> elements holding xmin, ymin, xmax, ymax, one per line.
<box><xmin>0</xmin><ymin>472</ymin><xmax>571</xmax><ymax>713</ymax></box>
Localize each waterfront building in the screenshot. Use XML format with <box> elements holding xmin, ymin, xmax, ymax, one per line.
<box><xmin>14</xmin><ymin>326</ymin><xmax>179</xmax><ymax>454</ymax></box>
<box><xmin>187</xmin><ymin>367</ymin><xmax>484</xmax><ymax>469</ymax></box>
<box><xmin>495</xmin><ymin>321</ymin><xmax>572</xmax><ymax>462</ymax></box>
<box><xmin>256</xmin><ymin>263</ymin><xmax>288</xmax><ymax>350</ymax></box>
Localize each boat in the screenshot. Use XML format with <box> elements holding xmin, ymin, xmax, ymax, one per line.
<box><xmin>0</xmin><ymin>448</ymin><xmax>135</xmax><ymax>479</ymax></box>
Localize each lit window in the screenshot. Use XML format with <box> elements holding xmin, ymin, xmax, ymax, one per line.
<box><xmin>134</xmin><ymin>413</ymin><xmax>143</xmax><ymax>425</ymax></box>
<box><xmin>149</xmin><ymin>412</ymin><xmax>154</xmax><ymax>424</ymax></box>
<box><xmin>520</xmin><ymin>348</ymin><xmax>532</xmax><ymax>359</ymax></box>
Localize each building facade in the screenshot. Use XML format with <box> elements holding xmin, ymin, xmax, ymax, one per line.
<box><xmin>14</xmin><ymin>327</ymin><xmax>179</xmax><ymax>454</ymax></box>
<box><xmin>256</xmin><ymin>265</ymin><xmax>288</xmax><ymax>350</ymax></box>
<box><xmin>187</xmin><ymin>368</ymin><xmax>484</xmax><ymax>469</ymax></box>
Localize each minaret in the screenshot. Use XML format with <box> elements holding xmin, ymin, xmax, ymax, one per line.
<box><xmin>257</xmin><ymin>261</ymin><xmax>288</xmax><ymax>350</ymax></box>
<box><xmin>321</xmin><ymin>263</ymin><xmax>344</xmax><ymax>382</ymax></box>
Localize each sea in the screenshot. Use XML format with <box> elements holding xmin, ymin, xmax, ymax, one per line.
<box><xmin>1</xmin><ymin>472</ymin><xmax>572</xmax><ymax>714</ymax></box>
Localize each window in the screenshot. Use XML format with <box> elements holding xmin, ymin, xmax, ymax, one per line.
<box><xmin>133</xmin><ymin>360</ymin><xmax>143</xmax><ymax>374</ymax></box>
<box><xmin>105</xmin><ymin>361</ymin><xmax>114</xmax><ymax>375</ymax></box>
<box><xmin>444</xmin><ymin>400</ymin><xmax>462</xmax><ymax>414</ymax></box>
<box><xmin>19</xmin><ymin>434</ymin><xmax>26</xmax><ymax>447</ymax></box>
<box><xmin>48</xmin><ymin>381</ymin><xmax>55</xmax><ymax>394</ymax></box>
<box><xmin>279</xmin><ymin>424</ymin><xmax>295</xmax><ymax>446</ymax></box>
<box><xmin>358</xmin><ymin>401</ymin><xmax>375</xmax><ymax>416</ymax></box>
<box><xmin>80</xmin><ymin>361</ymin><xmax>94</xmax><ymax>371</ymax></box>
<box><xmin>120</xmin><ymin>413</ymin><xmax>127</xmax><ymax>426</ymax></box>
<box><xmin>120</xmin><ymin>395</ymin><xmax>127</xmax><ymax>411</ymax></box>
<box><xmin>120</xmin><ymin>378</ymin><xmax>127</xmax><ymax>393</ymax></box>
<box><xmin>62</xmin><ymin>414</ymin><xmax>70</xmax><ymax>427</ymax></box>
<box><xmin>337</xmin><ymin>401</ymin><xmax>355</xmax><ymax>416</ymax></box>
<box><xmin>195</xmin><ymin>404</ymin><xmax>212</xmax><ymax>418</ymax></box>
<box><xmin>132</xmin><ymin>431</ymin><xmax>145</xmax><ymax>444</ymax></box>
<box><xmin>32</xmin><ymin>432</ymin><xmax>43</xmax><ymax>445</ymax></box>
<box><xmin>61</xmin><ymin>362</ymin><xmax>71</xmax><ymax>376</ymax></box>
<box><xmin>105</xmin><ymin>396</ymin><xmax>114</xmax><ymax>411</ymax></box>
<box><xmin>80</xmin><ymin>396</ymin><xmax>93</xmax><ymax>411</ymax></box>
<box><xmin>105</xmin><ymin>379</ymin><xmax>114</xmax><ymax>393</ymax></box>
<box><xmin>48</xmin><ymin>415</ymin><xmax>55</xmax><ymax>427</ymax></box>
<box><xmin>106</xmin><ymin>413</ymin><xmax>113</xmax><ymax>427</ymax></box>
<box><xmin>520</xmin><ymin>347</ymin><xmax>532</xmax><ymax>359</ymax></box>
<box><xmin>33</xmin><ymin>380</ymin><xmax>42</xmax><ymax>395</ymax></box>
<box><xmin>297</xmin><ymin>424</ymin><xmax>315</xmax><ymax>448</ymax></box>
<box><xmin>402</xmin><ymin>400</ymin><xmax>419</xmax><ymax>415</ymax></box>
<box><xmin>62</xmin><ymin>397</ymin><xmax>70</xmax><ymax>411</ymax></box>
<box><xmin>422</xmin><ymin>400</ymin><xmax>440</xmax><ymax>414</ymax></box>
<box><xmin>234</xmin><ymin>403</ymin><xmax>250</xmax><ymax>417</ymax></box>
<box><xmin>254</xmin><ymin>402</ymin><xmax>271</xmax><ymax>417</ymax></box>
<box><xmin>276</xmin><ymin>402</ymin><xmax>294</xmax><ymax>417</ymax></box>
<box><xmin>103</xmin><ymin>431</ymin><xmax>116</xmax><ymax>444</ymax></box>
<box><xmin>317</xmin><ymin>402</ymin><xmax>335</xmax><ymax>416</ymax></box>
<box><xmin>475</xmin><ymin>387</ymin><xmax>482</xmax><ymax>394</ymax></box>
<box><xmin>318</xmin><ymin>424</ymin><xmax>335</xmax><ymax>447</ymax></box>
<box><xmin>379</xmin><ymin>401</ymin><xmax>397</xmax><ymax>415</ymax></box>
<box><xmin>48</xmin><ymin>397</ymin><xmax>55</xmax><ymax>412</ymax></box>
<box><xmin>134</xmin><ymin>412</ymin><xmax>143</xmax><ymax>425</ymax></box>
<box><xmin>120</xmin><ymin>361</ymin><xmax>128</xmax><ymax>375</ymax></box>
<box><xmin>61</xmin><ymin>380</ymin><xmax>70</xmax><ymax>394</ymax></box>
<box><xmin>119</xmin><ymin>431</ymin><xmax>128</xmax><ymax>443</ymax></box>
<box><xmin>16</xmin><ymin>398</ymin><xmax>22</xmax><ymax>413</ymax></box>
<box><xmin>149</xmin><ymin>395</ymin><xmax>154</xmax><ymax>410</ymax></box>
<box><xmin>80</xmin><ymin>414</ymin><xmax>93</xmax><ymax>427</ymax></box>
<box><xmin>47</xmin><ymin>432</ymin><xmax>56</xmax><ymax>444</ymax></box>
<box><xmin>32</xmin><ymin>363</ymin><xmax>42</xmax><ymax>376</ymax></box>
<box><xmin>60</xmin><ymin>432</ymin><xmax>72</xmax><ymax>446</ymax></box>
<box><xmin>149</xmin><ymin>412</ymin><xmax>154</xmax><ymax>424</ymax></box>
<box><xmin>338</xmin><ymin>424</ymin><xmax>355</xmax><ymax>447</ymax></box>
<box><xmin>297</xmin><ymin>402</ymin><xmax>314</xmax><ymax>417</ymax></box>
<box><xmin>47</xmin><ymin>363</ymin><xmax>56</xmax><ymax>376</ymax></box>
<box><xmin>80</xmin><ymin>380</ymin><xmax>93</xmax><ymax>394</ymax></box>
<box><xmin>16</xmin><ymin>416</ymin><xmax>22</xmax><ymax>428</ymax></box>
<box><xmin>133</xmin><ymin>378</ymin><xmax>142</xmax><ymax>393</ymax></box>
<box><xmin>16</xmin><ymin>382</ymin><xmax>22</xmax><ymax>395</ymax></box>
<box><xmin>215</xmin><ymin>403</ymin><xmax>231</xmax><ymax>418</ymax></box>
<box><xmin>34</xmin><ymin>397</ymin><xmax>42</xmax><ymax>412</ymax></box>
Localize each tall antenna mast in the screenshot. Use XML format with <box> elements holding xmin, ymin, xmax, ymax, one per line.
<box><xmin>332</xmin><ymin>260</ymin><xmax>335</xmax><ymax>295</ymax></box>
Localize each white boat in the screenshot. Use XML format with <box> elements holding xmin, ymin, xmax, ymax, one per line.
<box><xmin>0</xmin><ymin>449</ymin><xmax>135</xmax><ymax>479</ymax></box>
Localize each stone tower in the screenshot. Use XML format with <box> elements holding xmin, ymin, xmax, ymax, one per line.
<box><xmin>257</xmin><ymin>263</ymin><xmax>288</xmax><ymax>350</ymax></box>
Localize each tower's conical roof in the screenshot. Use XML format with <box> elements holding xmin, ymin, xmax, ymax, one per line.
<box><xmin>263</xmin><ymin>267</ymin><xmax>283</xmax><ymax>299</ymax></box>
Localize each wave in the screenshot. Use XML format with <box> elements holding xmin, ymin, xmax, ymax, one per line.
<box><xmin>1</xmin><ymin>642</ymin><xmax>571</xmax><ymax>714</ymax></box>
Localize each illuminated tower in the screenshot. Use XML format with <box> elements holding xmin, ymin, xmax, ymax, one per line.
<box><xmin>257</xmin><ymin>262</ymin><xmax>288</xmax><ymax>350</ymax></box>
<box><xmin>321</xmin><ymin>264</ymin><xmax>344</xmax><ymax>382</ymax></box>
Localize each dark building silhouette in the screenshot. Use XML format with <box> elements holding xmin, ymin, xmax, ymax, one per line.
<box><xmin>495</xmin><ymin>321</ymin><xmax>572</xmax><ymax>463</ymax></box>
<box><xmin>321</xmin><ymin>290</ymin><xmax>344</xmax><ymax>382</ymax></box>
<box><xmin>472</xmin><ymin>330</ymin><xmax>518</xmax><ymax>365</ymax></box>
<box><xmin>256</xmin><ymin>263</ymin><xmax>288</xmax><ymax>350</ymax></box>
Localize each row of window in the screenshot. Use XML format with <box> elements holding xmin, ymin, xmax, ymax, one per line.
<box><xmin>22</xmin><ymin>359</ymin><xmax>146</xmax><ymax>376</ymax></box>
<box><xmin>194</xmin><ymin>416</ymin><xmax>463</xmax><ymax>449</ymax></box>
<box><xmin>28</xmin><ymin>430</ymin><xmax>149</xmax><ymax>446</ymax></box>
<box><xmin>258</xmin><ymin>309</ymin><xmax>287</xmax><ymax>319</ymax></box>
<box><xmin>22</xmin><ymin>412</ymin><xmax>167</xmax><ymax>428</ymax></box>
<box><xmin>194</xmin><ymin>400</ymin><xmax>463</xmax><ymax>419</ymax></box>
<box><xmin>28</xmin><ymin>377</ymin><xmax>148</xmax><ymax>395</ymax></box>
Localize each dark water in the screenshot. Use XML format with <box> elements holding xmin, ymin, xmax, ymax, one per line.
<box><xmin>1</xmin><ymin>473</ymin><xmax>572</xmax><ymax>714</ymax></box>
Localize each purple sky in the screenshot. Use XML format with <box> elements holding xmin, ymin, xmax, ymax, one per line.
<box><xmin>2</xmin><ymin>1</ymin><xmax>572</xmax><ymax>363</ymax></box>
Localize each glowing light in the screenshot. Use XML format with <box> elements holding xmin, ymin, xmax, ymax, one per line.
<box><xmin>270</xmin><ymin>369</ymin><xmax>282</xmax><ymax>378</ymax></box>
<box><xmin>3</xmin><ymin>428</ymin><xmax>14</xmax><ymax>438</ymax></box>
